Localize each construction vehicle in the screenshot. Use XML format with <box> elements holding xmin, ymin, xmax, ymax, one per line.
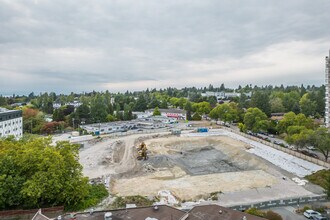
<box><xmin>137</xmin><ymin>142</ymin><xmax>148</xmax><ymax>160</ymax></box>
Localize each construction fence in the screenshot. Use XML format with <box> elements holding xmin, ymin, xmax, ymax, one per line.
<box><xmin>230</xmin><ymin>195</ymin><xmax>328</xmax><ymax>211</ymax></box>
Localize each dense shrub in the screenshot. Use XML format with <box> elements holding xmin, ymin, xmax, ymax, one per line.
<box><xmin>264</xmin><ymin>210</ymin><xmax>283</xmax><ymax>220</ymax></box>
<box><xmin>66</xmin><ymin>184</ymin><xmax>109</xmax><ymax>211</ymax></box>
<box><xmin>246</xmin><ymin>208</ymin><xmax>283</xmax><ymax>220</ymax></box>
<box><xmin>111</xmin><ymin>195</ymin><xmax>154</xmax><ymax>209</ymax></box>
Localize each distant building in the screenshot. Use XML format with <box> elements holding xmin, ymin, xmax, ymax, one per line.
<box><xmin>80</xmin><ymin>117</ymin><xmax>170</xmax><ymax>135</ymax></box>
<box><xmin>10</xmin><ymin>102</ymin><xmax>27</xmax><ymax>107</ymax></box>
<box><xmin>270</xmin><ymin>112</ymin><xmax>285</xmax><ymax>121</ymax></box>
<box><xmin>81</xmin><ymin>121</ymin><xmax>135</xmax><ymax>135</ymax></box>
<box><xmin>132</xmin><ymin>111</ymin><xmax>150</xmax><ymax>119</ymax></box>
<box><xmin>326</xmin><ymin>51</ymin><xmax>330</xmax><ymax>128</ymax></box>
<box><xmin>53</xmin><ymin>100</ymin><xmax>82</xmax><ymax>109</ymax></box>
<box><xmin>0</xmin><ymin>108</ymin><xmax>23</xmax><ymax>139</ymax></box>
<box><xmin>53</xmin><ymin>102</ymin><xmax>62</xmax><ymax>109</ymax></box>
<box><xmin>201</xmin><ymin>91</ymin><xmax>252</xmax><ymax>101</ymax></box>
<box><xmin>145</xmin><ymin>108</ymin><xmax>187</xmax><ymax>120</ymax></box>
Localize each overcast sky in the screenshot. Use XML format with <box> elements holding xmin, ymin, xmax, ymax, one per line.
<box><xmin>0</xmin><ymin>0</ymin><xmax>330</xmax><ymax>95</ymax></box>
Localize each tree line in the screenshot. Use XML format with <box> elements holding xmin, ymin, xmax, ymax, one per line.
<box><xmin>0</xmin><ymin>84</ymin><xmax>325</xmax><ymax>135</ymax></box>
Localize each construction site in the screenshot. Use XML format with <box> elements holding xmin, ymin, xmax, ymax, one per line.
<box><xmin>78</xmin><ymin>128</ymin><xmax>325</xmax><ymax>208</ymax></box>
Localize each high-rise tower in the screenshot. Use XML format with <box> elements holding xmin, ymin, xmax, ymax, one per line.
<box><xmin>326</xmin><ymin>51</ymin><xmax>330</xmax><ymax>128</ymax></box>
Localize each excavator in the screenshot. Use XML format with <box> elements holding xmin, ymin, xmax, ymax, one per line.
<box><xmin>137</xmin><ymin>142</ymin><xmax>148</xmax><ymax>160</ymax></box>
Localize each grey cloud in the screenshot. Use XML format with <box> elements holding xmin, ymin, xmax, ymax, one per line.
<box><xmin>0</xmin><ymin>0</ymin><xmax>330</xmax><ymax>94</ymax></box>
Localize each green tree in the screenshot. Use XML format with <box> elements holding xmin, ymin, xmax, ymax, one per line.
<box><xmin>270</xmin><ymin>97</ymin><xmax>285</xmax><ymax>113</ymax></box>
<box><xmin>115</xmin><ymin>103</ymin><xmax>123</xmax><ymax>120</ymax></box>
<box><xmin>192</xmin><ymin>112</ymin><xmax>202</xmax><ymax>121</ymax></box>
<box><xmin>283</xmin><ymin>91</ymin><xmax>300</xmax><ymax>114</ymax></box>
<box><xmin>209</xmin><ymin>103</ymin><xmax>239</xmax><ymax>123</ymax></box>
<box><xmin>192</xmin><ymin>101</ymin><xmax>211</xmax><ymax>115</ymax></box>
<box><xmin>0</xmin><ymin>95</ymin><xmax>8</xmax><ymax>106</ymax></box>
<box><xmin>184</xmin><ymin>101</ymin><xmax>193</xmax><ymax>120</ymax></box>
<box><xmin>277</xmin><ymin>112</ymin><xmax>315</xmax><ymax>134</ymax></box>
<box><xmin>153</xmin><ymin>107</ymin><xmax>161</xmax><ymax>116</ymax></box>
<box><xmin>243</xmin><ymin>108</ymin><xmax>269</xmax><ymax>133</ymax></box>
<box><xmin>123</xmin><ymin>104</ymin><xmax>133</xmax><ymax>120</ymax></box>
<box><xmin>178</xmin><ymin>97</ymin><xmax>187</xmax><ymax>109</ymax></box>
<box><xmin>250</xmin><ymin>91</ymin><xmax>271</xmax><ymax>116</ymax></box>
<box><xmin>169</xmin><ymin>97</ymin><xmax>179</xmax><ymax>107</ymax></box>
<box><xmin>0</xmin><ymin>137</ymin><xmax>108</xmax><ymax>210</ymax></box>
<box><xmin>106</xmin><ymin>114</ymin><xmax>116</xmax><ymax>122</ymax></box>
<box><xmin>22</xmin><ymin>108</ymin><xmax>46</xmax><ymax>134</ymax></box>
<box><xmin>90</xmin><ymin>94</ymin><xmax>108</xmax><ymax>122</ymax></box>
<box><xmin>75</xmin><ymin>104</ymin><xmax>91</xmax><ymax>123</ymax></box>
<box><xmin>238</xmin><ymin>93</ymin><xmax>249</xmax><ymax>109</ymax></box>
<box><xmin>309</xmin><ymin>128</ymin><xmax>330</xmax><ymax>161</ymax></box>
<box><xmin>299</xmin><ymin>93</ymin><xmax>317</xmax><ymax>117</ymax></box>
<box><xmin>160</xmin><ymin>99</ymin><xmax>168</xmax><ymax>109</ymax></box>
<box><xmin>134</xmin><ymin>94</ymin><xmax>147</xmax><ymax>111</ymax></box>
<box><xmin>325</xmin><ymin>174</ymin><xmax>330</xmax><ymax>199</ymax></box>
<box><xmin>285</xmin><ymin>128</ymin><xmax>313</xmax><ymax>151</ymax></box>
<box><xmin>207</xmin><ymin>96</ymin><xmax>217</xmax><ymax>107</ymax></box>
<box><xmin>53</xmin><ymin>108</ymin><xmax>65</xmax><ymax>121</ymax></box>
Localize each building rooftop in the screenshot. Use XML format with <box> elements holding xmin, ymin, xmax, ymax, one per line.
<box><xmin>63</xmin><ymin>205</ymin><xmax>186</xmax><ymax>220</ymax></box>
<box><xmin>31</xmin><ymin>209</ymin><xmax>51</xmax><ymax>220</ymax></box>
<box><xmin>37</xmin><ymin>204</ymin><xmax>269</xmax><ymax>220</ymax></box>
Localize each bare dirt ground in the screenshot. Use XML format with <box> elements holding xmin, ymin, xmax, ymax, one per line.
<box><xmin>78</xmin><ymin>131</ymin><xmax>319</xmax><ymax>204</ymax></box>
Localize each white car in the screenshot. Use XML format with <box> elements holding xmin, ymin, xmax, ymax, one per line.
<box><xmin>304</xmin><ymin>210</ymin><xmax>322</xmax><ymax>219</ymax></box>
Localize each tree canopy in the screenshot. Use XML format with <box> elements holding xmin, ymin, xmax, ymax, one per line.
<box><xmin>0</xmin><ymin>137</ymin><xmax>107</xmax><ymax>210</ymax></box>
<box><xmin>243</xmin><ymin>108</ymin><xmax>269</xmax><ymax>133</ymax></box>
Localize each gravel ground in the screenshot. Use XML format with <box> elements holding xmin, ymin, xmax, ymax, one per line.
<box><xmin>76</xmin><ymin>128</ymin><xmax>325</xmax><ymax>205</ymax></box>
<box><xmin>183</xmin><ymin>129</ymin><xmax>325</xmax><ymax>177</ymax></box>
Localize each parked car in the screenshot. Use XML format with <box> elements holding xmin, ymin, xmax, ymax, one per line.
<box><xmin>300</xmin><ymin>150</ymin><xmax>319</xmax><ymax>159</ymax></box>
<box><xmin>304</xmin><ymin>210</ymin><xmax>322</xmax><ymax>219</ymax></box>
<box><xmin>312</xmin><ymin>215</ymin><xmax>328</xmax><ymax>220</ymax></box>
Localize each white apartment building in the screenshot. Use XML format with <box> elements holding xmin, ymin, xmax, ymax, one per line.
<box><xmin>325</xmin><ymin>51</ymin><xmax>330</xmax><ymax>128</ymax></box>
<box><xmin>0</xmin><ymin>108</ymin><xmax>23</xmax><ymax>139</ymax></box>
<box><xmin>201</xmin><ymin>91</ymin><xmax>252</xmax><ymax>101</ymax></box>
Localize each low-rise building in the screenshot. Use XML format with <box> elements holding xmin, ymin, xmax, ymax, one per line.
<box><xmin>145</xmin><ymin>108</ymin><xmax>187</xmax><ymax>120</ymax></box>
<box><xmin>53</xmin><ymin>100</ymin><xmax>82</xmax><ymax>109</ymax></box>
<box><xmin>133</xmin><ymin>111</ymin><xmax>150</xmax><ymax>119</ymax></box>
<box><xmin>81</xmin><ymin>121</ymin><xmax>134</xmax><ymax>135</ymax></box>
<box><xmin>80</xmin><ymin>116</ymin><xmax>170</xmax><ymax>135</ymax></box>
<box><xmin>0</xmin><ymin>108</ymin><xmax>23</xmax><ymax>139</ymax></box>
